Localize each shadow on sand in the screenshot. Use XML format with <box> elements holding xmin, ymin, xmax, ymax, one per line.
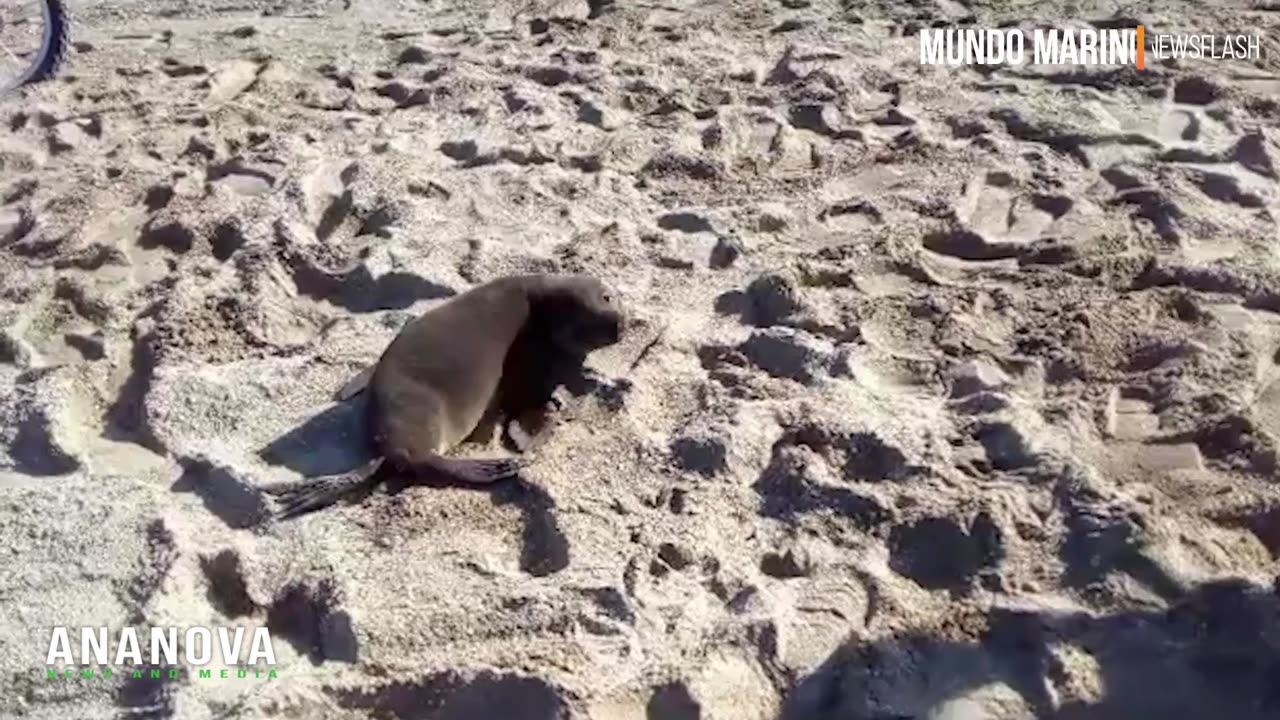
<box><xmin>258</xmin><ymin>391</ymin><xmax>376</xmax><ymax>478</ymax></box>
<box><xmin>778</xmin><ymin>573</ymin><xmax>1280</xmax><ymax>720</ymax></box>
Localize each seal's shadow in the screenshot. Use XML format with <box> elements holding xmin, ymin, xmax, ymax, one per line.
<box><xmin>258</xmin><ymin>392</ymin><xmax>376</xmax><ymax>477</ymax></box>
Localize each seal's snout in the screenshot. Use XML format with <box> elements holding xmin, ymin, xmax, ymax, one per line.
<box><xmin>603</xmin><ymin>312</ymin><xmax>624</xmax><ymax>344</ymax></box>
<box><xmin>582</xmin><ymin>314</ymin><xmax>621</xmax><ymax>349</ymax></box>
<box><xmin>585</xmin><ymin>309</ymin><xmax>623</xmax><ymax>349</ymax></box>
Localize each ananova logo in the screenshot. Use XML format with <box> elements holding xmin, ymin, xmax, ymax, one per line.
<box><xmin>45</xmin><ymin>626</ymin><xmax>278</xmax><ymax>680</ymax></box>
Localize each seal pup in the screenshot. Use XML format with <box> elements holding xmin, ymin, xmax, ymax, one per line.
<box><xmin>268</xmin><ymin>273</ymin><xmax>623</xmax><ymax>519</ymax></box>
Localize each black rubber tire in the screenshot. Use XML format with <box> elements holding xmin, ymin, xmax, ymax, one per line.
<box><xmin>0</xmin><ymin>0</ymin><xmax>70</xmax><ymax>94</ymax></box>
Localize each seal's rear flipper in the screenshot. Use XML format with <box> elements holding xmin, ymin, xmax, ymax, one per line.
<box><xmin>265</xmin><ymin>458</ymin><xmax>384</xmax><ymax>520</ymax></box>
<box><xmin>420</xmin><ymin>455</ymin><xmax>524</xmax><ymax>485</ymax></box>
<box><xmin>334</xmin><ymin>365</ymin><xmax>375</xmax><ymax>401</ymax></box>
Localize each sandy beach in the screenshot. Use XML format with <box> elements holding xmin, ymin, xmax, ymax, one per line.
<box><xmin>2</xmin><ymin>0</ymin><xmax>1280</xmax><ymax>717</ymax></box>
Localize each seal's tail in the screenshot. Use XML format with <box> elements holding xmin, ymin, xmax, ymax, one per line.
<box><xmin>265</xmin><ymin>458</ymin><xmax>385</xmax><ymax>520</ymax></box>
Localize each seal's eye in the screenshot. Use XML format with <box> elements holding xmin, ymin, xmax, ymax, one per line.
<box><xmin>601</xmin><ymin>291</ymin><xmax>612</xmax><ymax>304</ymax></box>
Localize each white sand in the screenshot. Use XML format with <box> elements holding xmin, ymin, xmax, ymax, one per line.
<box><xmin>2</xmin><ymin>1</ymin><xmax>1280</xmax><ymax>718</ymax></box>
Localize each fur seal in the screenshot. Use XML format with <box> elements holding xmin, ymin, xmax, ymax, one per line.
<box><xmin>268</xmin><ymin>273</ymin><xmax>623</xmax><ymax>519</ymax></box>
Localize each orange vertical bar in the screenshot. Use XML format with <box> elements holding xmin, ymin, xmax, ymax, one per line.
<box><xmin>1136</xmin><ymin>25</ymin><xmax>1145</xmax><ymax>69</ymax></box>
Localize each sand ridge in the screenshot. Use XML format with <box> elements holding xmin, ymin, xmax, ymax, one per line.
<box><xmin>2</xmin><ymin>0</ymin><xmax>1280</xmax><ymax>718</ymax></box>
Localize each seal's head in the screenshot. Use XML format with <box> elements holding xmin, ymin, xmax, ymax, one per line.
<box><xmin>529</xmin><ymin>274</ymin><xmax>624</xmax><ymax>353</ymax></box>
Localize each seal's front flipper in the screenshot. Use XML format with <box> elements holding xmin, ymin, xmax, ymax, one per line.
<box><xmin>506</xmin><ymin>419</ymin><xmax>538</xmax><ymax>454</ymax></box>
<box><xmin>334</xmin><ymin>365</ymin><xmax>375</xmax><ymax>401</ymax></box>
<box><xmin>503</xmin><ymin>402</ymin><xmax>560</xmax><ymax>453</ymax></box>
<box><xmin>420</xmin><ymin>455</ymin><xmax>524</xmax><ymax>485</ymax></box>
